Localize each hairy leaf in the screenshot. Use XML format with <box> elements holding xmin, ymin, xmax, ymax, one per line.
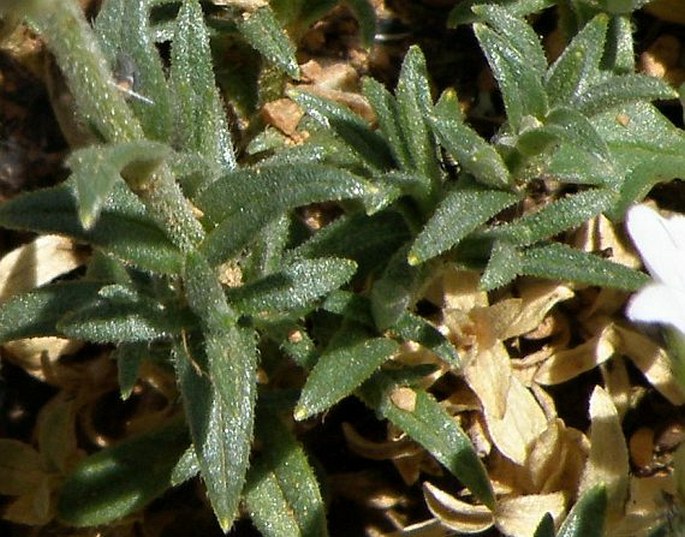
<box><xmin>95</xmin><ymin>0</ymin><xmax>173</xmax><ymax>141</ymax></box>
<box><xmin>68</xmin><ymin>141</ymin><xmax>169</xmax><ymax>229</ymax></box>
<box><xmin>171</xmin><ymin>0</ymin><xmax>236</xmax><ymax>177</ymax></box>
<box><xmin>359</xmin><ymin>374</ymin><xmax>495</xmax><ymax>508</ymax></box>
<box><xmin>244</xmin><ymin>409</ymin><xmax>328</xmax><ymax>537</ymax></box>
<box><xmin>409</xmin><ymin>179</ymin><xmax>519</xmax><ymax>265</ymax></box>
<box><xmin>557</xmin><ymin>485</ymin><xmax>607</xmax><ymax>537</ymax></box>
<box><xmin>58</xmin><ymin>419</ymin><xmax>189</xmax><ymax>526</ymax></box>
<box><xmin>0</xmin><ymin>182</ymin><xmax>182</xmax><ymax>274</ymax></box>
<box><xmin>237</xmin><ymin>6</ymin><xmax>300</xmax><ymax>78</ymax></box>
<box><xmin>228</xmin><ymin>257</ymin><xmax>357</xmax><ymax>316</ymax></box>
<box><xmin>179</xmin><ymin>252</ymin><xmax>258</xmax><ymax>531</ymax></box>
<box><xmin>294</xmin><ymin>333</ymin><xmax>399</xmax><ymax>420</ymax></box>
<box><xmin>521</xmin><ymin>243</ymin><xmax>649</xmax><ymax>291</ymax></box>
<box><xmin>197</xmin><ymin>164</ymin><xmax>384</xmax><ymax>265</ymax></box>
<box><xmin>0</xmin><ymin>282</ymin><xmax>103</xmax><ymax>343</ymax></box>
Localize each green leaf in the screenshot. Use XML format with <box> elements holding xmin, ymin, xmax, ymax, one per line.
<box><xmin>592</xmin><ymin>102</ymin><xmax>685</xmax><ymax>216</ymax></box>
<box><xmin>604</xmin><ymin>14</ymin><xmax>634</xmax><ymax>73</ymax></box>
<box><xmin>179</xmin><ymin>252</ymin><xmax>258</xmax><ymax>531</ymax></box>
<box><xmin>112</xmin><ymin>342</ymin><xmax>146</xmax><ymax>400</ymax></box>
<box><xmin>68</xmin><ymin>141</ymin><xmax>169</xmax><ymax>229</ymax></box>
<box><xmin>171</xmin><ymin>0</ymin><xmax>236</xmax><ymax>175</ymax></box>
<box><xmin>197</xmin><ymin>164</ymin><xmax>384</xmax><ymax>265</ymax></box>
<box><xmin>394</xmin><ymin>46</ymin><xmax>442</xmax><ymax>192</ymax></box>
<box><xmin>95</xmin><ymin>0</ymin><xmax>173</xmax><ymax>141</ymax></box>
<box><xmin>228</xmin><ymin>257</ymin><xmax>357</xmax><ymax>316</ymax></box>
<box><xmin>0</xmin><ymin>182</ymin><xmax>183</xmax><ymax>274</ymax></box>
<box><xmin>290</xmin><ymin>211</ymin><xmax>411</xmax><ymax>278</ymax></box>
<box><xmin>371</xmin><ymin>244</ymin><xmax>423</xmax><ymax>331</ymax></box>
<box><xmin>448</xmin><ymin>0</ymin><xmax>555</xmax><ymax>26</ymax></box>
<box><xmin>486</xmin><ymin>188</ymin><xmax>615</xmax><ymax>246</ymax></box>
<box><xmin>480</xmin><ymin>240</ymin><xmax>522</xmax><ymax>290</ymax></box>
<box><xmin>237</xmin><ymin>6</ymin><xmax>300</xmax><ymax>79</ymax></box>
<box><xmin>409</xmin><ymin>179</ymin><xmax>519</xmax><ymax>265</ymax></box>
<box><xmin>521</xmin><ymin>243</ymin><xmax>649</xmax><ymax>291</ymax></box>
<box><xmin>358</xmin><ymin>374</ymin><xmax>495</xmax><ymax>508</ymax></box>
<box><xmin>431</xmin><ymin>100</ymin><xmax>511</xmax><ymax>188</ymax></box>
<box><xmin>557</xmin><ymin>485</ymin><xmax>607</xmax><ymax>537</ymax></box>
<box><xmin>321</xmin><ymin>290</ymin><xmax>375</xmax><ymax>327</ymax></box>
<box><xmin>0</xmin><ymin>281</ymin><xmax>103</xmax><ymax>343</ymax></box>
<box><xmin>58</xmin><ymin>418</ymin><xmax>189</xmax><ymax>526</ymax></box>
<box><xmin>58</xmin><ymin>284</ymin><xmax>183</xmax><ymax>343</ymax></box>
<box><xmin>170</xmin><ymin>447</ymin><xmax>200</xmax><ymax>486</ymax></box>
<box><xmin>519</xmin><ymin>107</ymin><xmax>612</xmax><ymax>165</ymax></box>
<box><xmin>294</xmin><ymin>334</ymin><xmax>399</xmax><ymax>420</ymax></box>
<box><xmin>473</xmin><ymin>5</ymin><xmax>548</xmax><ymax>129</ymax></box>
<box><xmin>573</xmin><ymin>74</ymin><xmax>676</xmax><ymax>117</ymax></box>
<box><xmin>289</xmin><ymin>90</ymin><xmax>394</xmax><ymax>170</ymax></box>
<box><xmin>545</xmin><ymin>15</ymin><xmax>608</xmax><ymax>108</ymax></box>
<box><xmin>362</xmin><ymin>77</ymin><xmax>412</xmax><ymax>171</ymax></box>
<box><xmin>390</xmin><ymin>312</ymin><xmax>460</xmax><ymax>369</ymax></box>
<box><xmin>244</xmin><ymin>409</ymin><xmax>328</xmax><ymax>537</ymax></box>
<box><xmin>533</xmin><ymin>513</ymin><xmax>555</xmax><ymax>537</ymax></box>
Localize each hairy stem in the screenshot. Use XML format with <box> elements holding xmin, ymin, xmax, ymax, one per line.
<box><xmin>25</xmin><ymin>0</ymin><xmax>205</xmax><ymax>252</ymax></box>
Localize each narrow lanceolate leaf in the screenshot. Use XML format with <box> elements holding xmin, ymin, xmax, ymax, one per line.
<box><xmin>244</xmin><ymin>409</ymin><xmax>328</xmax><ymax>537</ymax></box>
<box><xmin>227</xmin><ymin>258</ymin><xmax>357</xmax><ymax>316</ymax></box>
<box><xmin>171</xmin><ymin>0</ymin><xmax>236</xmax><ymax>175</ymax></box>
<box><xmin>95</xmin><ymin>0</ymin><xmax>173</xmax><ymax>141</ymax></box>
<box><xmin>521</xmin><ymin>243</ymin><xmax>649</xmax><ymax>291</ymax></box>
<box><xmin>371</xmin><ymin>245</ymin><xmax>423</xmax><ymax>331</ymax></box>
<box><xmin>595</xmin><ymin>102</ymin><xmax>685</xmax><ymax>216</ymax></box>
<box><xmin>390</xmin><ymin>312</ymin><xmax>460</xmax><ymax>369</ymax></box>
<box><xmin>486</xmin><ymin>188</ymin><xmax>615</xmax><ymax>247</ymax></box>
<box><xmin>197</xmin><ymin>164</ymin><xmax>383</xmax><ymax>265</ymax></box>
<box><xmin>409</xmin><ymin>180</ymin><xmax>519</xmax><ymax>265</ymax></box>
<box><xmin>58</xmin><ymin>284</ymin><xmax>183</xmax><ymax>343</ymax></box>
<box><xmin>290</xmin><ymin>211</ymin><xmax>411</xmax><ymax>278</ymax></box>
<box><xmin>237</xmin><ymin>6</ymin><xmax>300</xmax><ymax>78</ymax></box>
<box><xmin>358</xmin><ymin>374</ymin><xmax>495</xmax><ymax>508</ymax></box>
<box><xmin>58</xmin><ymin>418</ymin><xmax>189</xmax><ymax>526</ymax></box>
<box><xmin>448</xmin><ymin>0</ymin><xmax>555</xmax><ymax>26</ymax></box>
<box><xmin>0</xmin><ymin>182</ymin><xmax>183</xmax><ymax>274</ymax></box>
<box><xmin>294</xmin><ymin>335</ymin><xmax>399</xmax><ymax>421</ymax></box>
<box><xmin>112</xmin><ymin>342</ymin><xmax>146</xmax><ymax>400</ymax></box>
<box><xmin>474</xmin><ymin>17</ymin><xmax>547</xmax><ymax>131</ymax></box>
<box><xmin>480</xmin><ymin>240</ymin><xmax>522</xmax><ymax>291</ymax></box>
<box><xmin>0</xmin><ymin>282</ymin><xmax>103</xmax><ymax>343</ymax></box>
<box><xmin>431</xmin><ymin>105</ymin><xmax>511</xmax><ymax>188</ymax></box>
<box><xmin>363</xmin><ymin>77</ymin><xmax>412</xmax><ymax>170</ymax></box>
<box><xmin>573</xmin><ymin>74</ymin><xmax>677</xmax><ymax>117</ymax></box>
<box><xmin>68</xmin><ymin>141</ymin><xmax>169</xmax><ymax>229</ymax></box>
<box><xmin>289</xmin><ymin>90</ymin><xmax>395</xmax><ymax>170</ymax></box>
<box><xmin>395</xmin><ymin>46</ymin><xmax>443</xmax><ymax>191</ymax></box>
<box><xmin>519</xmin><ymin>107</ymin><xmax>612</xmax><ymax>165</ymax></box>
<box><xmin>545</xmin><ymin>15</ymin><xmax>608</xmax><ymax>107</ymax></box>
<box><xmin>557</xmin><ymin>485</ymin><xmax>607</xmax><ymax>537</ymax></box>
<box><xmin>533</xmin><ymin>513</ymin><xmax>555</xmax><ymax>537</ymax></box>
<box><xmin>179</xmin><ymin>252</ymin><xmax>258</xmax><ymax>531</ymax></box>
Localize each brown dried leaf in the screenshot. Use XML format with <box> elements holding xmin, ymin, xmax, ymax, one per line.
<box><xmin>342</xmin><ymin>422</ymin><xmax>422</xmax><ymax>460</ymax></box>
<box><xmin>423</xmin><ymin>481</ymin><xmax>494</xmax><ymax>534</ymax></box>
<box><xmin>614</xmin><ymin>325</ymin><xmax>685</xmax><ymax>405</ymax></box>
<box><xmin>0</xmin><ymin>234</ymin><xmax>87</xmax><ymax>302</ymax></box>
<box><xmin>579</xmin><ymin>386</ymin><xmax>630</xmax><ymax>521</ymax></box>
<box><xmin>463</xmin><ymin>343</ymin><xmax>511</xmax><ymax>420</ymax></box>
<box><xmin>485</xmin><ymin>374</ymin><xmax>548</xmax><ymax>465</ymax></box>
<box><xmin>534</xmin><ymin>323</ymin><xmax>619</xmax><ymax>385</ymax></box>
<box><xmin>495</xmin><ymin>492</ymin><xmax>566</xmax><ymax>537</ymax></box>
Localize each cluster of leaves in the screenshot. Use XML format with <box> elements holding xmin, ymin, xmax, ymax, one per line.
<box><xmin>1</xmin><ymin>0</ymin><xmax>685</xmax><ymax>535</ymax></box>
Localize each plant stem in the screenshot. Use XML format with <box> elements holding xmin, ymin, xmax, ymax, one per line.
<box><xmin>26</xmin><ymin>0</ymin><xmax>205</xmax><ymax>252</ymax></box>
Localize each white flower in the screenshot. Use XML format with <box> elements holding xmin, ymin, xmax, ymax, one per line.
<box><xmin>626</xmin><ymin>204</ymin><xmax>685</xmax><ymax>336</ymax></box>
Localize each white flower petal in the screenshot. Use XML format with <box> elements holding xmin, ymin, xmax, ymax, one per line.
<box><xmin>626</xmin><ymin>283</ymin><xmax>685</xmax><ymax>336</ymax></box>
<box><xmin>626</xmin><ymin>205</ymin><xmax>685</xmax><ymax>289</ymax></box>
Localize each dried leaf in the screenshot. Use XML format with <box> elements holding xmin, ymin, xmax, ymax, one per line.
<box><xmin>579</xmin><ymin>386</ymin><xmax>629</xmax><ymax>522</ymax></box>
<box><xmin>423</xmin><ymin>481</ymin><xmax>494</xmax><ymax>534</ymax></box>
<box><xmin>495</xmin><ymin>493</ymin><xmax>566</xmax><ymax>537</ymax></box>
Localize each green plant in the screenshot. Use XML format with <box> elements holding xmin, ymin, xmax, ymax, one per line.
<box><xmin>2</xmin><ymin>0</ymin><xmax>685</xmax><ymax>535</ymax></box>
